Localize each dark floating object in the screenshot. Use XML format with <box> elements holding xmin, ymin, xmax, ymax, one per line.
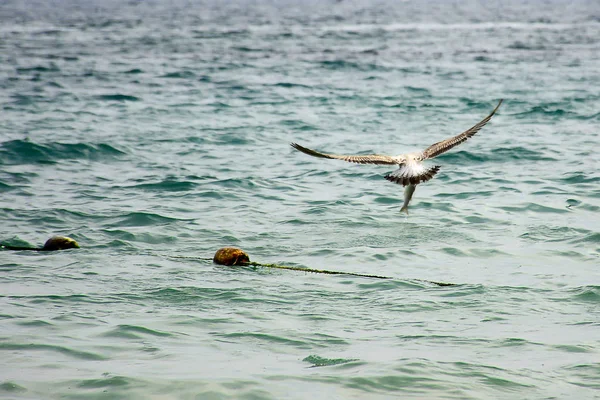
<box><xmin>213</xmin><ymin>247</ymin><xmax>250</xmax><ymax>266</ymax></box>
<box><xmin>42</xmin><ymin>236</ymin><xmax>80</xmax><ymax>251</ymax></box>
<box><xmin>0</xmin><ymin>236</ymin><xmax>80</xmax><ymax>251</ymax></box>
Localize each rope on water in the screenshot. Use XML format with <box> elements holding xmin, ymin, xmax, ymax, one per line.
<box><xmin>244</xmin><ymin>261</ymin><xmax>391</xmax><ymax>280</ymax></box>
<box><xmin>168</xmin><ymin>256</ymin><xmax>390</xmax><ymax>279</ymax></box>
<box><xmin>2</xmin><ymin>238</ymin><xmax>455</xmax><ymax>287</ymax></box>
<box><xmin>211</xmin><ymin>247</ymin><xmax>455</xmax><ymax>286</ymax></box>
<box><xmin>0</xmin><ymin>236</ymin><xmax>79</xmax><ymax>251</ymax></box>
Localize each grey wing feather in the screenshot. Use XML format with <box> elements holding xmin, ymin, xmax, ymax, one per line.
<box><xmin>290</xmin><ymin>143</ymin><xmax>399</xmax><ymax>165</ymax></box>
<box><xmin>422</xmin><ymin>99</ymin><xmax>503</xmax><ymax>160</ymax></box>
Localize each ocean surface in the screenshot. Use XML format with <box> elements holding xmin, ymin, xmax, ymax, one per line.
<box><xmin>1</xmin><ymin>0</ymin><xmax>599</xmax><ymax>398</ymax></box>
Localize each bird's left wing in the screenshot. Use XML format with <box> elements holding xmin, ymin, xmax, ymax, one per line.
<box><xmin>291</xmin><ymin>143</ymin><xmax>399</xmax><ymax>165</ymax></box>
<box><xmin>421</xmin><ymin>99</ymin><xmax>503</xmax><ymax>160</ymax></box>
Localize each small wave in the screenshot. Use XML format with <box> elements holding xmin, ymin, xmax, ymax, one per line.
<box><xmin>94</xmin><ymin>94</ymin><xmax>140</xmax><ymax>102</ymax></box>
<box><xmin>160</xmin><ymin>71</ymin><xmax>196</xmax><ymax>79</ymax></box>
<box><xmin>437</xmin><ymin>285</ymin><xmax>487</xmax><ymax>297</ymax></box>
<box><xmin>507</xmin><ymin>41</ymin><xmax>548</xmax><ymax>50</ymax></box>
<box><xmin>196</xmin><ymin>190</ymin><xmax>239</xmax><ymax>200</ymax></box>
<box><xmin>448</xmin><ymin>361</ymin><xmax>535</xmax><ymax>389</ymax></box>
<box><xmin>13</xmin><ymin>294</ymin><xmax>100</xmax><ymax>305</ymax></box>
<box><xmin>474</xmin><ymin>55</ymin><xmax>493</xmax><ymax>62</ymax></box>
<box><xmin>438</xmin><ymin>147</ymin><xmax>557</xmax><ymax>163</ymax></box>
<box><xmin>567</xmin><ymin>286</ymin><xmax>600</xmax><ymax>303</ymax></box>
<box><xmin>562</xmin><ymin>363</ymin><xmax>600</xmax><ymax>389</ymax></box>
<box><xmin>519</xmin><ymin>225</ymin><xmax>591</xmax><ymax>243</ymax></box>
<box><xmin>279</xmin><ymin>119</ymin><xmax>318</xmax><ymax>130</ymax></box>
<box><xmin>144</xmin><ymin>287</ymin><xmax>268</xmax><ymax>304</ymax></box>
<box><xmin>552</xmin><ymin>344</ymin><xmax>593</xmax><ymax>353</ymax></box>
<box><xmin>357</xmin><ymin>279</ymin><xmax>445</xmax><ymax>291</ymax></box>
<box><xmin>106</xmin><ymin>212</ymin><xmax>179</xmax><ymax>227</ymax></box>
<box><xmin>215</xmin><ymin>177</ymin><xmax>257</xmax><ymax>190</ymax></box>
<box><xmin>344</xmin><ymin>373</ymin><xmax>447</xmax><ymax>392</ymax></box>
<box><xmin>575</xmin><ymin>111</ymin><xmax>600</xmax><ymax>120</ymax></box>
<box><xmin>41</xmin><ymin>53</ymin><xmax>76</xmax><ymax>61</ymax></box>
<box><xmin>271</xmin><ymin>82</ymin><xmax>314</xmax><ymax>89</ymax></box>
<box><xmin>93</xmin><ymin>239</ymin><xmax>137</xmax><ymax>250</ymax></box>
<box><xmin>373</xmin><ymin>195</ymin><xmax>402</xmax><ymax>204</ymax></box>
<box><xmin>103</xmin><ymin>230</ymin><xmax>177</xmax><ymax>245</ymax></box>
<box><xmin>205</xmin><ymin>101</ymin><xmax>232</xmax><ymax>109</ymax></box>
<box><xmin>6</xmin><ymin>93</ymin><xmax>47</xmax><ymax>107</ymax></box>
<box><xmin>171</xmin><ymin>316</ymin><xmax>231</xmax><ymax>326</ymax></box>
<box><xmin>0</xmin><ymin>140</ymin><xmax>126</xmax><ymax>165</ymax></box>
<box><xmin>215</xmin><ymin>332</ymin><xmax>310</xmax><ymax>349</ymax></box>
<box><xmin>0</xmin><ymin>181</ymin><xmax>16</xmax><ymax>193</ymax></box>
<box><xmin>570</xmin><ymin>233</ymin><xmax>600</xmax><ymax>244</ymax></box>
<box><xmin>45</xmin><ymin>81</ymin><xmax>64</xmax><ymax>88</ymax></box>
<box><xmin>413</xmin><ymin>200</ymin><xmax>455</xmax><ymax>213</ymax></box>
<box><xmin>558</xmin><ymin>173</ymin><xmax>600</xmax><ymax>184</ymax></box>
<box><xmin>16</xmin><ymin>64</ymin><xmax>60</xmax><ymax>74</ymax></box>
<box><xmin>513</xmin><ymin>105</ymin><xmax>576</xmax><ymax>119</ymax></box>
<box><xmin>494</xmin><ymin>337</ymin><xmax>540</xmax><ymax>348</ymax></box>
<box><xmin>101</xmin><ymin>324</ymin><xmax>174</xmax><ymax>339</ymax></box>
<box><xmin>15</xmin><ymin>319</ymin><xmax>54</xmax><ymax>327</ymax></box>
<box><xmin>568</xmin><ymin>198</ymin><xmax>583</xmax><ymax>208</ymax></box>
<box><xmin>500</xmin><ymin>203</ymin><xmax>569</xmax><ymax>214</ymax></box>
<box><xmin>440</xmin><ymin>247</ymin><xmax>469</xmax><ymax>257</ymax></box>
<box><xmin>404</xmin><ymin>86</ymin><xmax>431</xmax><ymax>95</ymax></box>
<box><xmin>318</xmin><ymin>60</ymin><xmax>383</xmax><ymax>71</ymax></box>
<box><xmin>0</xmin><ymin>381</ymin><xmax>27</xmax><ymax>393</ymax></box>
<box><xmin>0</xmin><ymin>342</ymin><xmax>105</xmax><ymax>360</ymax></box>
<box><xmin>77</xmin><ymin>376</ymin><xmax>130</xmax><ymax>389</ymax></box>
<box><xmin>33</xmin><ymin>29</ymin><xmax>64</xmax><ymax>36</ymax></box>
<box><xmin>303</xmin><ymin>354</ymin><xmax>359</xmax><ymax>367</ymax></box>
<box><xmin>232</xmin><ymin>46</ymin><xmax>265</xmax><ymax>53</ymax></box>
<box><xmin>360</xmin><ymin>48</ymin><xmax>380</xmax><ymax>55</ymax></box>
<box><xmin>191</xmin><ymin>29</ymin><xmax>249</xmax><ymax>39</ymax></box>
<box><xmin>435</xmin><ymin>190</ymin><xmax>496</xmax><ymax>200</ymax></box>
<box><xmin>86</xmin><ymin>18</ymin><xmax>133</xmax><ymax>29</ymax></box>
<box><xmin>129</xmin><ymin>178</ymin><xmax>198</xmax><ymax>192</ymax></box>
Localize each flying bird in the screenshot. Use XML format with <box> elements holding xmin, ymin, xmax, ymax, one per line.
<box><xmin>291</xmin><ymin>99</ymin><xmax>503</xmax><ymax>213</ymax></box>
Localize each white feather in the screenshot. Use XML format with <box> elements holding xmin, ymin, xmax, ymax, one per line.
<box><xmin>388</xmin><ymin>160</ymin><xmax>426</xmax><ymax>179</ymax></box>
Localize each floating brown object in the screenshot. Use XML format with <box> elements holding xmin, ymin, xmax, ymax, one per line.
<box><xmin>42</xmin><ymin>236</ymin><xmax>80</xmax><ymax>251</ymax></box>
<box><xmin>213</xmin><ymin>247</ymin><xmax>250</xmax><ymax>266</ymax></box>
<box><xmin>1</xmin><ymin>235</ymin><xmax>80</xmax><ymax>251</ymax></box>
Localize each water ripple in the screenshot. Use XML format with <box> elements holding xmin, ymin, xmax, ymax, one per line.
<box><xmin>0</xmin><ymin>139</ymin><xmax>126</xmax><ymax>165</ymax></box>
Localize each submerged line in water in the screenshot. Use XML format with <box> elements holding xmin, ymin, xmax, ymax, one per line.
<box><xmin>170</xmin><ymin>253</ymin><xmax>455</xmax><ymax>287</ymax></box>
<box><xmin>247</xmin><ymin>261</ymin><xmax>455</xmax><ymax>286</ymax></box>
<box><xmin>1</xmin><ymin>240</ymin><xmax>454</xmax><ymax>286</ymax></box>
<box><xmin>245</xmin><ymin>261</ymin><xmax>391</xmax><ymax>280</ymax></box>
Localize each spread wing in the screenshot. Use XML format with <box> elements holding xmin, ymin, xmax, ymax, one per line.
<box><xmin>422</xmin><ymin>99</ymin><xmax>503</xmax><ymax>160</ymax></box>
<box><xmin>290</xmin><ymin>143</ymin><xmax>399</xmax><ymax>165</ymax></box>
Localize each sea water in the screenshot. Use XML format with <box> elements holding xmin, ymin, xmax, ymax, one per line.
<box><xmin>1</xmin><ymin>1</ymin><xmax>599</xmax><ymax>398</ymax></box>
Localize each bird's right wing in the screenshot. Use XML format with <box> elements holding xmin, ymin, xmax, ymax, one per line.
<box><xmin>291</xmin><ymin>142</ymin><xmax>399</xmax><ymax>165</ymax></box>
<box><xmin>421</xmin><ymin>99</ymin><xmax>503</xmax><ymax>160</ymax></box>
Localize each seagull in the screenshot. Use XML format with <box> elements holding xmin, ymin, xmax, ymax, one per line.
<box><xmin>291</xmin><ymin>99</ymin><xmax>503</xmax><ymax>213</ymax></box>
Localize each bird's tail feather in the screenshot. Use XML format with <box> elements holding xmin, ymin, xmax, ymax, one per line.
<box><xmin>385</xmin><ymin>165</ymin><xmax>441</xmax><ymax>186</ymax></box>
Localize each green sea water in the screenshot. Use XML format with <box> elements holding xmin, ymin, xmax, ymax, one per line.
<box><xmin>1</xmin><ymin>1</ymin><xmax>599</xmax><ymax>399</ymax></box>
